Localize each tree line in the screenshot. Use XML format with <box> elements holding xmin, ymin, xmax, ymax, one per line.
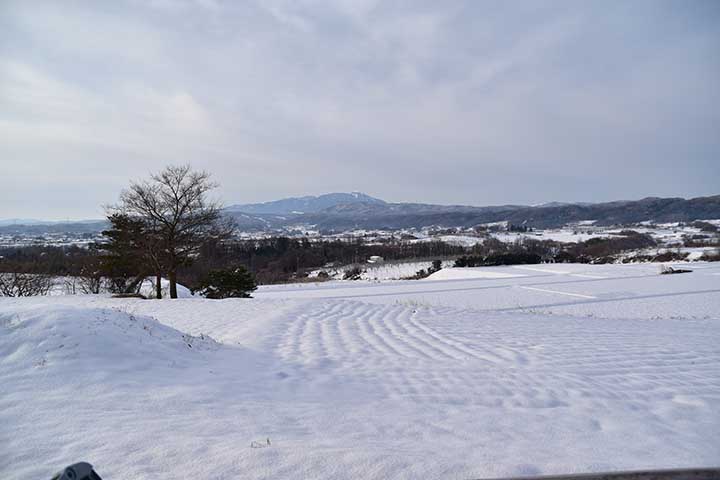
<box><xmin>1</xmin><ymin>165</ymin><xmax>718</xmax><ymax>297</ymax></box>
<box><xmin>0</xmin><ymin>226</ymin><xmax>673</xmax><ymax>297</ymax></box>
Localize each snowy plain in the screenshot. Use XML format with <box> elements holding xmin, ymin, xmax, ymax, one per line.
<box><xmin>1</xmin><ymin>262</ymin><xmax>719</xmax><ymax>479</ymax></box>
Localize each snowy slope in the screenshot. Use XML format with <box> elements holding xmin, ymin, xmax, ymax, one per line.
<box><xmin>2</xmin><ymin>263</ymin><xmax>720</xmax><ymax>479</ymax></box>
<box><xmin>311</xmin><ymin>260</ymin><xmax>456</xmax><ymax>281</ymax></box>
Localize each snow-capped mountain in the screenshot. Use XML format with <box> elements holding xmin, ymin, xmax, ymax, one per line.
<box><xmin>225</xmin><ymin>192</ymin><xmax>386</xmax><ymax>215</ymax></box>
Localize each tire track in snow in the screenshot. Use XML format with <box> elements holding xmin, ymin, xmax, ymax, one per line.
<box><xmin>364</xmin><ymin>305</ymin><xmax>418</xmax><ymax>359</ymax></box>
<box><xmin>319</xmin><ymin>300</ymin><xmax>358</xmax><ymax>361</ymax></box>
<box><xmin>277</xmin><ymin>313</ymin><xmax>305</xmax><ymax>363</ymax></box>
<box><xmin>275</xmin><ymin>299</ymin><xmax>720</xmax><ymax>412</ymax></box>
<box><xmin>404</xmin><ymin>309</ymin><xmax>491</xmax><ymax>361</ymax></box>
<box><xmin>353</xmin><ymin>303</ymin><xmax>399</xmax><ymax>357</ymax></box>
<box><xmin>380</xmin><ymin>307</ymin><xmax>449</xmax><ymax>361</ymax></box>
<box><xmin>363</xmin><ymin>304</ymin><xmax>407</xmax><ymax>358</ymax></box>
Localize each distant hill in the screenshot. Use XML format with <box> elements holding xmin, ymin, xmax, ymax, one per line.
<box><xmin>225</xmin><ymin>194</ymin><xmax>720</xmax><ymax>231</ymax></box>
<box><xmin>3</xmin><ymin>194</ymin><xmax>719</xmax><ymax>236</ymax></box>
<box><xmin>0</xmin><ymin>220</ymin><xmax>108</xmax><ymax>236</ymax></box>
<box><xmin>0</xmin><ymin>219</ymin><xmax>53</xmax><ymax>227</ymax></box>
<box><xmin>226</xmin><ymin>192</ymin><xmax>386</xmax><ymax>215</ymax></box>
<box><xmin>0</xmin><ymin>218</ymin><xmax>103</xmax><ymax>227</ymax></box>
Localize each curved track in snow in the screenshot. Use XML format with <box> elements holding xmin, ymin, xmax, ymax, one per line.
<box><xmin>2</xmin><ymin>262</ymin><xmax>719</xmax><ymax>479</ymax></box>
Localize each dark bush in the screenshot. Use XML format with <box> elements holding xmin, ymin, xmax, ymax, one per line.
<box><xmin>700</xmin><ymin>250</ymin><xmax>720</xmax><ymax>262</ymax></box>
<box><xmin>454</xmin><ymin>255</ymin><xmax>484</xmax><ymax>267</ymax></box>
<box><xmin>654</xmin><ymin>251</ymin><xmax>690</xmax><ymax>262</ymax></box>
<box><xmin>111</xmin><ymin>293</ymin><xmax>147</xmax><ymax>299</ymax></box>
<box><xmin>692</xmin><ymin>221</ymin><xmax>719</xmax><ymax>233</ymax></box>
<box><xmin>624</xmin><ymin>251</ymin><xmax>689</xmax><ymax>263</ymax></box>
<box><xmin>197</xmin><ymin>266</ymin><xmax>257</xmax><ymax>299</ymax></box>
<box><xmin>343</xmin><ymin>266</ymin><xmax>363</xmax><ymax>280</ymax></box>
<box><xmin>553</xmin><ymin>251</ymin><xmax>577</xmax><ymax>263</ymax></box>
<box><xmin>430</xmin><ymin>259</ymin><xmax>442</xmax><ymax>272</ymax></box>
<box><xmin>483</xmin><ymin>252</ymin><xmax>541</xmax><ymax>266</ymax></box>
<box><xmin>573</xmin><ymin>233</ymin><xmax>656</xmax><ymax>259</ymax></box>
<box><xmin>455</xmin><ymin>252</ymin><xmax>541</xmax><ymax>267</ymax></box>
<box><xmin>406</xmin><ymin>268</ymin><xmax>429</xmax><ymax>280</ymax></box>
<box><xmin>405</xmin><ymin>260</ymin><xmax>443</xmax><ymax>280</ymax></box>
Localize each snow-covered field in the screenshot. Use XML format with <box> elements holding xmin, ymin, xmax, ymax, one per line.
<box><xmin>2</xmin><ymin>263</ymin><xmax>719</xmax><ymax>479</ymax></box>
<box><xmin>310</xmin><ymin>260</ymin><xmax>456</xmax><ymax>281</ymax></box>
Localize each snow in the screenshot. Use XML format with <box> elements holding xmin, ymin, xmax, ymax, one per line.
<box><xmin>425</xmin><ymin>267</ymin><xmax>526</xmax><ymax>280</ymax></box>
<box><xmin>310</xmin><ymin>260</ymin><xmax>455</xmax><ymax>281</ymax></box>
<box><xmin>49</xmin><ymin>277</ymin><xmax>194</xmax><ymax>298</ymax></box>
<box><xmin>492</xmin><ymin>230</ymin><xmax>616</xmax><ymax>243</ymax></box>
<box><xmin>409</xmin><ymin>235</ymin><xmax>484</xmax><ymax>247</ymax></box>
<box><xmin>487</xmin><ymin>222</ymin><xmax>720</xmax><ymax>246</ymax></box>
<box><xmin>137</xmin><ymin>278</ymin><xmax>194</xmax><ymax>298</ymax></box>
<box><xmin>2</xmin><ymin>262</ymin><xmax>720</xmax><ymax>479</ymax></box>
<box><xmin>621</xmin><ymin>246</ymin><xmax>718</xmax><ymax>262</ymax></box>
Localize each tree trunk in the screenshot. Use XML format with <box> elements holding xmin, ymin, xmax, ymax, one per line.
<box><xmin>155</xmin><ymin>272</ymin><xmax>162</xmax><ymax>299</ymax></box>
<box><xmin>127</xmin><ymin>274</ymin><xmax>145</xmax><ymax>295</ymax></box>
<box><xmin>168</xmin><ymin>269</ymin><xmax>178</xmax><ymax>299</ymax></box>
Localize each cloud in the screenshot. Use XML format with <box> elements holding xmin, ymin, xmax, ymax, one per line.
<box><xmin>0</xmin><ymin>0</ymin><xmax>718</xmax><ymax>219</ymax></box>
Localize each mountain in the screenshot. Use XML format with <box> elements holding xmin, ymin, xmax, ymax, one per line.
<box><xmin>0</xmin><ymin>218</ymin><xmax>68</xmax><ymax>227</ymax></box>
<box><xmin>4</xmin><ymin>194</ymin><xmax>719</xmax><ymax>237</ymax></box>
<box><xmin>225</xmin><ymin>192</ymin><xmax>385</xmax><ymax>215</ymax></box>
<box><xmin>531</xmin><ymin>201</ymin><xmax>594</xmax><ymax>208</ymax></box>
<box><xmin>0</xmin><ymin>220</ymin><xmax>109</xmax><ymax>235</ymax></box>
<box><xmin>225</xmin><ymin>194</ymin><xmax>720</xmax><ymax>231</ymax></box>
<box><xmin>0</xmin><ymin>218</ymin><xmax>104</xmax><ymax>227</ymax></box>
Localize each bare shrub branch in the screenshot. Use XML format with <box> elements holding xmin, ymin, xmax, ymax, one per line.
<box><xmin>0</xmin><ymin>272</ymin><xmax>55</xmax><ymax>297</ymax></box>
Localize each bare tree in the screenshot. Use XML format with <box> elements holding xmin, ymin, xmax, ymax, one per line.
<box><xmin>0</xmin><ymin>272</ymin><xmax>55</xmax><ymax>297</ymax></box>
<box><xmin>63</xmin><ymin>276</ymin><xmax>100</xmax><ymax>295</ymax></box>
<box><xmin>77</xmin><ymin>270</ymin><xmax>103</xmax><ymax>294</ymax></box>
<box><xmin>112</xmin><ymin>165</ymin><xmax>232</xmax><ymax>298</ymax></box>
<box><xmin>63</xmin><ymin>276</ymin><xmax>78</xmax><ymax>295</ymax></box>
<box><xmin>142</xmin><ymin>218</ymin><xmax>167</xmax><ymax>299</ymax></box>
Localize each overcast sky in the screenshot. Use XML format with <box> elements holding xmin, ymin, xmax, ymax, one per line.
<box><xmin>1</xmin><ymin>0</ymin><xmax>719</xmax><ymax>219</ymax></box>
